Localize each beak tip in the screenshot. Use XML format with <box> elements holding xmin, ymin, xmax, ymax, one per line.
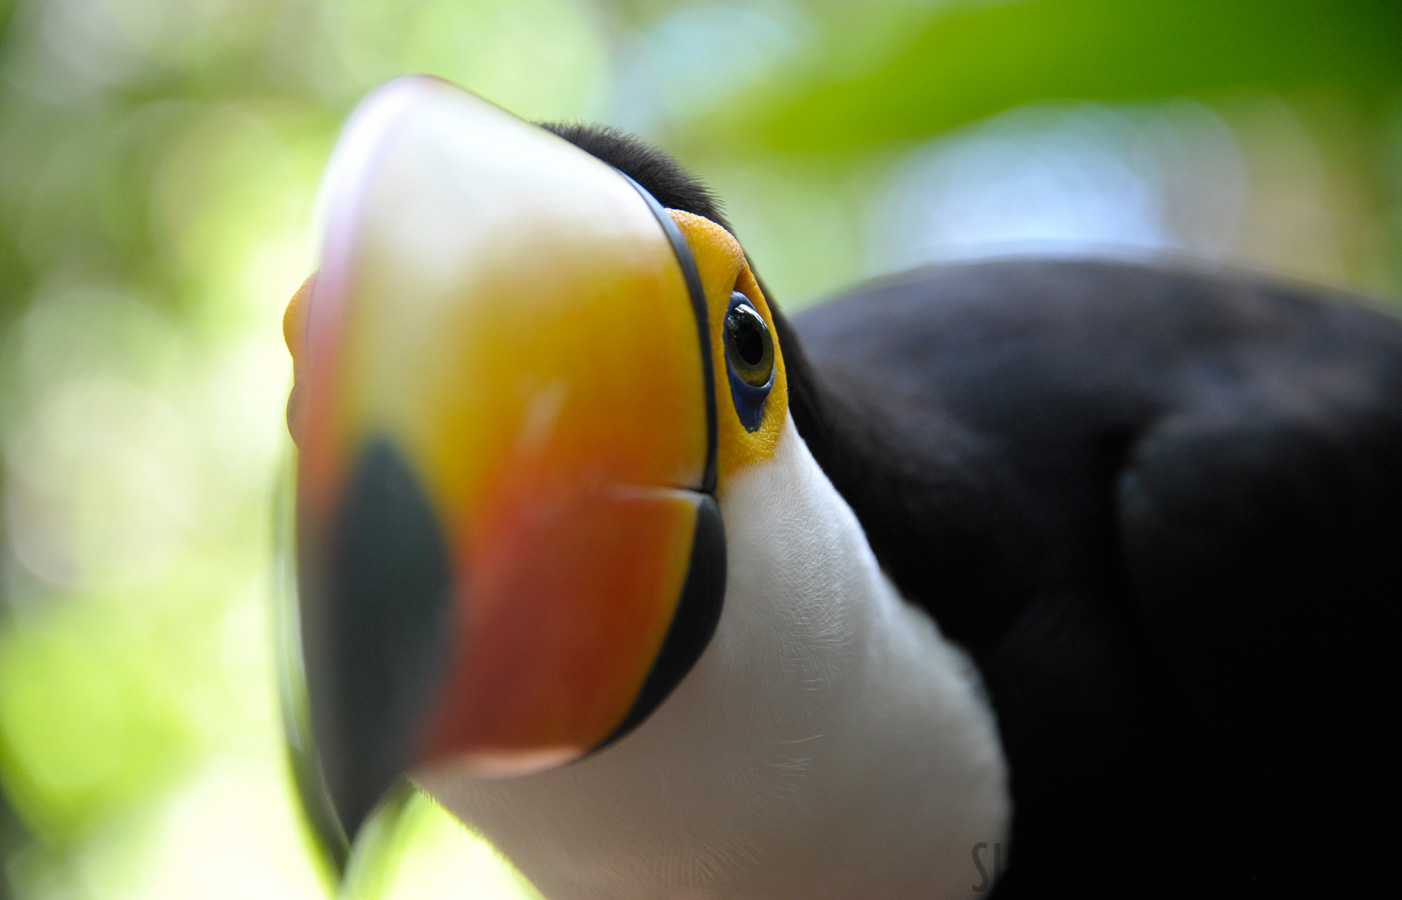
<box><xmin>289</xmin><ymin>435</ymin><xmax>457</xmax><ymax>876</ymax></box>
<box><xmin>286</xmin><ymin>735</ymin><xmax>353</xmax><ymax>876</ymax></box>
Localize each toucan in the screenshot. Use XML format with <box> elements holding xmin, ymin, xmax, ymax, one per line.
<box><xmin>280</xmin><ymin>77</ymin><xmax>1401</xmax><ymax>899</ymax></box>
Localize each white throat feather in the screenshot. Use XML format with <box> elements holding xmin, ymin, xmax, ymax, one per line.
<box><xmin>415</xmin><ymin>414</ymin><xmax>1011</xmax><ymax>899</ymax></box>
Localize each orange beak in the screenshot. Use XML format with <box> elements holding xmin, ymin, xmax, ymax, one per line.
<box><xmin>281</xmin><ymin>77</ymin><xmax>724</xmax><ymax>854</ymax></box>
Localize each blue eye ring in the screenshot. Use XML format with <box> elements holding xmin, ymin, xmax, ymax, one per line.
<box><xmin>723</xmin><ymin>291</ymin><xmax>774</xmax><ymax>432</ymax></box>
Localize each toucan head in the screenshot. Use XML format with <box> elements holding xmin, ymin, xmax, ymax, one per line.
<box><xmin>280</xmin><ymin>76</ymin><xmax>792</xmax><ymax>862</ymax></box>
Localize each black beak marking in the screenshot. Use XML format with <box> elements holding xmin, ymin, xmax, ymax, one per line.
<box><xmin>302</xmin><ymin>436</ymin><xmax>455</xmax><ymax>843</ymax></box>
<box><xmin>598</xmin><ymin>493</ymin><xmax>726</xmax><ymax>749</ymax></box>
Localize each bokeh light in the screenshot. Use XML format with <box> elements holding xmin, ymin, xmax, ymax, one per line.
<box><xmin>0</xmin><ymin>1</ymin><xmax>1398</xmax><ymax>897</ymax></box>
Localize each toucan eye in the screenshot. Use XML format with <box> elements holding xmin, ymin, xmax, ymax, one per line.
<box><xmin>723</xmin><ymin>291</ymin><xmax>774</xmax><ymax>432</ymax></box>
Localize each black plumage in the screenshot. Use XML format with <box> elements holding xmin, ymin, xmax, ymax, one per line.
<box><xmin>785</xmin><ymin>260</ymin><xmax>1401</xmax><ymax>897</ymax></box>
<box><xmin>539</xmin><ymin>122</ymin><xmax>731</xmax><ymax>233</ymax></box>
<box><xmin>552</xmin><ymin>126</ymin><xmax>1401</xmax><ymax>897</ymax></box>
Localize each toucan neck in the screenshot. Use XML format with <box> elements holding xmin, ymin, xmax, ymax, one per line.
<box><xmin>416</xmin><ymin>416</ymin><xmax>1010</xmax><ymax>900</ymax></box>
<box><xmin>770</xmin><ymin>303</ymin><xmax>1022</xmax><ymax>649</ymax></box>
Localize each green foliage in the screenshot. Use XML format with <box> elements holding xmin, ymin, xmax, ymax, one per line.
<box><xmin>715</xmin><ymin>0</ymin><xmax>1402</xmax><ymax>154</ymax></box>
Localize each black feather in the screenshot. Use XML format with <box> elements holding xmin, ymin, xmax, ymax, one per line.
<box><xmin>789</xmin><ymin>257</ymin><xmax>1402</xmax><ymax>898</ymax></box>
<box><xmin>539</xmin><ymin>123</ymin><xmax>731</xmax><ymax>232</ymax></box>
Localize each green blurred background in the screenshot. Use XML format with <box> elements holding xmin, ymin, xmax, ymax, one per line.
<box><xmin>0</xmin><ymin>0</ymin><xmax>1398</xmax><ymax>896</ymax></box>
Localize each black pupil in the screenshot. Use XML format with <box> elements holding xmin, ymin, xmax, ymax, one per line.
<box><xmin>729</xmin><ymin>307</ymin><xmax>765</xmax><ymax>367</ymax></box>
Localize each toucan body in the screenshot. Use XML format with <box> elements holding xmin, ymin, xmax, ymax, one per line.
<box><xmin>282</xmin><ymin>78</ymin><xmax>1401</xmax><ymax>899</ymax></box>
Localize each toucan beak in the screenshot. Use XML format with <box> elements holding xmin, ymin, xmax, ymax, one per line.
<box><xmin>279</xmin><ymin>77</ymin><xmax>724</xmax><ymax>860</ymax></box>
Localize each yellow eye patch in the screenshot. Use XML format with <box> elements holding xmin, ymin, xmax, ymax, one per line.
<box><xmin>667</xmin><ymin>210</ymin><xmax>789</xmax><ymax>489</ymax></box>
